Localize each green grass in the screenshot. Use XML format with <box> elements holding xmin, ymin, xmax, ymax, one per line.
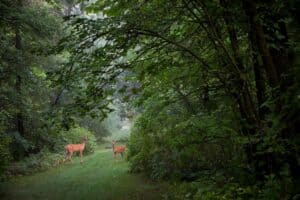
<box><xmin>0</xmin><ymin>148</ymin><xmax>166</xmax><ymax>200</ymax></box>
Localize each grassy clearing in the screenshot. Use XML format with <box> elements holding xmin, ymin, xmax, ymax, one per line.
<box><xmin>0</xmin><ymin>147</ymin><xmax>166</xmax><ymax>200</ymax></box>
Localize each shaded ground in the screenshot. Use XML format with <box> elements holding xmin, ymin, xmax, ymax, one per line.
<box><xmin>0</xmin><ymin>148</ymin><xmax>166</xmax><ymax>200</ymax></box>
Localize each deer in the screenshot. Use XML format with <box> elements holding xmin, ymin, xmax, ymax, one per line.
<box><xmin>64</xmin><ymin>137</ymin><xmax>87</xmax><ymax>164</ymax></box>
<box><xmin>112</xmin><ymin>140</ymin><xmax>126</xmax><ymax>159</ymax></box>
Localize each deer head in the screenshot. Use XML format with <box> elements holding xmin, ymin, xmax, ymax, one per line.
<box><xmin>81</xmin><ymin>136</ymin><xmax>88</xmax><ymax>143</ymax></box>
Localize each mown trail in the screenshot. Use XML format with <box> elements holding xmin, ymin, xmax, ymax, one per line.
<box><xmin>0</xmin><ymin>147</ymin><xmax>165</xmax><ymax>200</ymax></box>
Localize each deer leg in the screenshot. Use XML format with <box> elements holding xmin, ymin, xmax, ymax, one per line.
<box><xmin>80</xmin><ymin>151</ymin><xmax>83</xmax><ymax>163</ymax></box>
<box><xmin>69</xmin><ymin>152</ymin><xmax>74</xmax><ymax>163</ymax></box>
<box><xmin>64</xmin><ymin>151</ymin><xmax>68</xmax><ymax>162</ymax></box>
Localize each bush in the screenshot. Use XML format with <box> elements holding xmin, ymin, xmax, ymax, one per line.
<box><xmin>53</xmin><ymin>126</ymin><xmax>97</xmax><ymax>154</ymax></box>
<box><xmin>163</xmin><ymin>170</ymin><xmax>297</xmax><ymax>200</ymax></box>
<box><xmin>1</xmin><ymin>126</ymin><xmax>97</xmax><ymax>179</ymax></box>
<box><xmin>127</xmin><ymin>129</ymin><xmax>154</xmax><ymax>173</ymax></box>
<box><xmin>127</xmin><ymin>104</ymin><xmax>240</xmax><ymax>181</ymax></box>
<box><xmin>3</xmin><ymin>147</ymin><xmax>65</xmax><ymax>178</ymax></box>
<box><xmin>0</xmin><ymin>134</ymin><xmax>11</xmax><ymax>176</ymax></box>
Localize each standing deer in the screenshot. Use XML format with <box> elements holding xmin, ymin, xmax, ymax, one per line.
<box><xmin>112</xmin><ymin>140</ymin><xmax>126</xmax><ymax>159</ymax></box>
<box><xmin>64</xmin><ymin>137</ymin><xmax>87</xmax><ymax>164</ymax></box>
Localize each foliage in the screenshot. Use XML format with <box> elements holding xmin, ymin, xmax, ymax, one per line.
<box><xmin>2</xmin><ymin>126</ymin><xmax>96</xmax><ymax>179</ymax></box>
<box><xmin>55</xmin><ymin>0</ymin><xmax>299</xmax><ymax>198</ymax></box>
<box><xmin>78</xmin><ymin>116</ymin><xmax>111</xmax><ymax>142</ymax></box>
<box><xmin>127</xmin><ymin>95</ymin><xmax>241</xmax><ymax>181</ymax></box>
<box><xmin>3</xmin><ymin>147</ymin><xmax>64</xmax><ymax>178</ymax></box>
<box><xmin>0</xmin><ymin>0</ymin><xmax>64</xmax><ymax>163</ymax></box>
<box><xmin>1</xmin><ymin>0</ymin><xmax>300</xmax><ymax>199</ymax></box>
<box><xmin>53</xmin><ymin>126</ymin><xmax>97</xmax><ymax>154</ymax></box>
<box><xmin>163</xmin><ymin>172</ymin><xmax>294</xmax><ymax>200</ymax></box>
<box><xmin>0</xmin><ymin>135</ymin><xmax>11</xmax><ymax>176</ymax></box>
<box><xmin>0</xmin><ymin>0</ymin><xmax>106</xmax><ymax>177</ymax></box>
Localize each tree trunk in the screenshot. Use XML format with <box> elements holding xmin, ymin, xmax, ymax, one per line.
<box><xmin>253</xmin><ymin>63</ymin><xmax>267</xmax><ymax>119</ymax></box>
<box><xmin>248</xmin><ymin>25</ymin><xmax>268</xmax><ymax>119</ymax></box>
<box><xmin>219</xmin><ymin>0</ymin><xmax>243</xmax><ymax>67</ymax></box>
<box><xmin>263</xmin><ymin>6</ymin><xmax>291</xmax><ymax>92</ymax></box>
<box><xmin>220</xmin><ymin>0</ymin><xmax>259</xmax><ymax>124</ymax></box>
<box><xmin>15</xmin><ymin>22</ymin><xmax>24</xmax><ymax>136</ymax></box>
<box><xmin>242</xmin><ymin>0</ymin><xmax>280</xmax><ymax>88</ymax></box>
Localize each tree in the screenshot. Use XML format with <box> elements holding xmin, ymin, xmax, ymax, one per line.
<box><xmin>0</xmin><ymin>0</ymin><xmax>63</xmax><ymax>159</ymax></box>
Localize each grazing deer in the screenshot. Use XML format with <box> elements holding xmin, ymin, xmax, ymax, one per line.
<box><xmin>64</xmin><ymin>137</ymin><xmax>87</xmax><ymax>164</ymax></box>
<box><xmin>112</xmin><ymin>140</ymin><xmax>126</xmax><ymax>159</ymax></box>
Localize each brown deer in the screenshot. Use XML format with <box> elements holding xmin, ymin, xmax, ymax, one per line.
<box><xmin>64</xmin><ymin>137</ymin><xmax>87</xmax><ymax>164</ymax></box>
<box><xmin>112</xmin><ymin>140</ymin><xmax>126</xmax><ymax>159</ymax></box>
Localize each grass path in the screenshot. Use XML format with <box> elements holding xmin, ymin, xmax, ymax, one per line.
<box><xmin>0</xmin><ymin>148</ymin><xmax>166</xmax><ymax>200</ymax></box>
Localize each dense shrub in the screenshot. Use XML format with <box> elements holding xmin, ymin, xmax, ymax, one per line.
<box><xmin>52</xmin><ymin>126</ymin><xmax>97</xmax><ymax>154</ymax></box>
<box><xmin>1</xmin><ymin>126</ymin><xmax>97</xmax><ymax>179</ymax></box>
<box><xmin>128</xmin><ymin>104</ymin><xmax>298</xmax><ymax>199</ymax></box>
<box><xmin>127</xmin><ymin>94</ymin><xmax>299</xmax><ymax>199</ymax></box>
<box><xmin>127</xmin><ymin>99</ymin><xmax>240</xmax><ymax>180</ymax></box>
<box><xmin>0</xmin><ymin>134</ymin><xmax>11</xmax><ymax>176</ymax></box>
<box><xmin>163</xmin><ymin>172</ymin><xmax>295</xmax><ymax>200</ymax></box>
<box><xmin>3</xmin><ymin>147</ymin><xmax>65</xmax><ymax>178</ymax></box>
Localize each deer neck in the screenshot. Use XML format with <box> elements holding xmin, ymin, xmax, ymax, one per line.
<box><xmin>82</xmin><ymin>142</ymin><xmax>86</xmax><ymax>148</ymax></box>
